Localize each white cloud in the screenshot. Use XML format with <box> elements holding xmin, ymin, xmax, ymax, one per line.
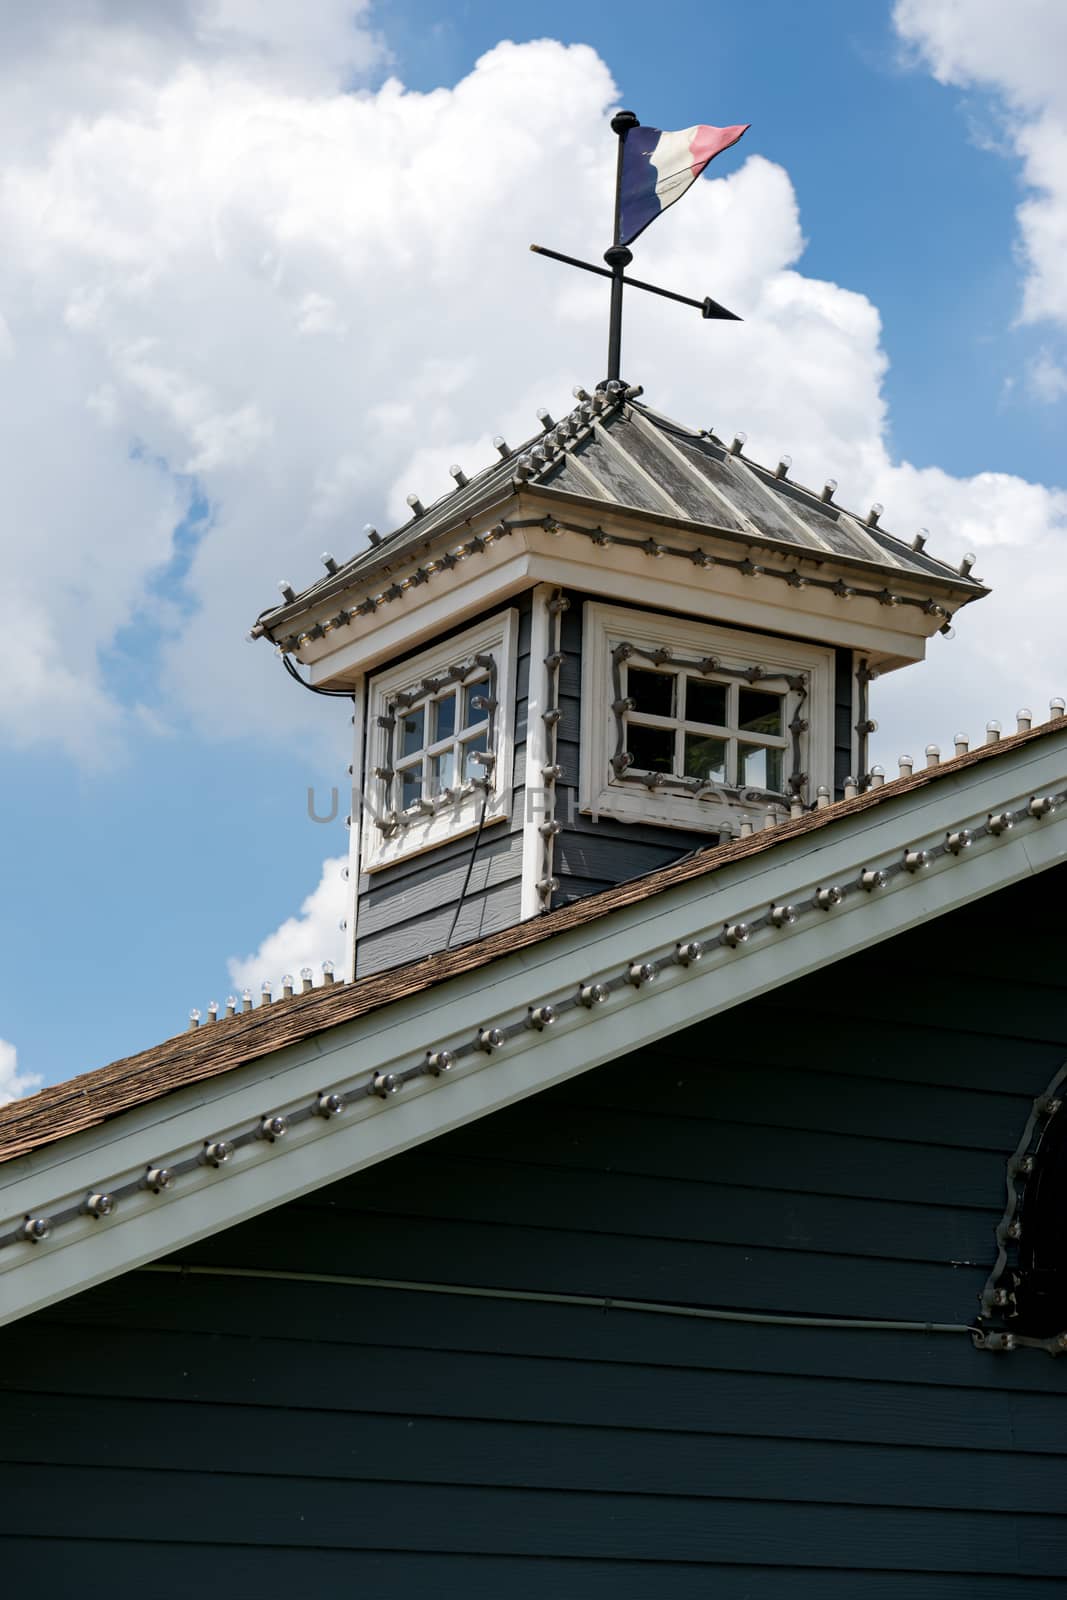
<box><xmin>0</xmin><ymin>13</ymin><xmax>1061</xmax><ymax>781</ymax></box>
<box><xmin>0</xmin><ymin>1039</ymin><xmax>42</xmax><ymax>1107</ymax></box>
<box><xmin>0</xmin><ymin>2</ymin><xmax>382</xmax><ymax>142</ymax></box>
<box><xmin>1028</xmin><ymin>348</ymin><xmax>1067</xmax><ymax>403</ymax></box>
<box><xmin>227</xmin><ymin>855</ymin><xmax>346</xmax><ymax>994</ymax></box>
<box><xmin>894</xmin><ymin>0</ymin><xmax>1067</xmax><ymax>331</ymax></box>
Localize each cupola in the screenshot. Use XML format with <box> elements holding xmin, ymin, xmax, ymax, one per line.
<box><xmin>253</xmin><ymin>381</ymin><xmax>987</xmax><ymax>978</ymax></box>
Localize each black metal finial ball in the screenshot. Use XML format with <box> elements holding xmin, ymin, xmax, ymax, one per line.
<box><xmin>611</xmin><ymin>110</ymin><xmax>640</xmax><ymax>135</ymax></box>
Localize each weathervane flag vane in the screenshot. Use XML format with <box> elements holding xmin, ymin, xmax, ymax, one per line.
<box><xmin>531</xmin><ymin>110</ymin><xmax>749</xmax><ymax>387</ymax></box>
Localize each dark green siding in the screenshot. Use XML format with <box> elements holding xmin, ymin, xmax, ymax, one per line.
<box><xmin>3</xmin><ymin>869</ymin><xmax>1067</xmax><ymax>1593</ymax></box>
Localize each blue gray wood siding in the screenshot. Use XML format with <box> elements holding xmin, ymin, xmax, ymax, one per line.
<box><xmin>2</xmin><ymin>869</ymin><xmax>1066</xmax><ymax>1591</ymax></box>
<box><xmin>834</xmin><ymin>645</ymin><xmax>854</xmax><ymax>798</ymax></box>
<box><xmin>354</xmin><ymin>594</ymin><xmax>533</xmax><ymax>976</ymax></box>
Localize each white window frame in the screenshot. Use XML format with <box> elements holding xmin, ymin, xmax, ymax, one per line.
<box><xmin>580</xmin><ymin>602</ymin><xmax>835</xmax><ymax>832</ymax></box>
<box><xmin>361</xmin><ymin>608</ymin><xmax>518</xmax><ymax>872</ymax></box>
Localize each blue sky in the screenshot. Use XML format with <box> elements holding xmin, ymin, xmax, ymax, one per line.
<box><xmin>1</xmin><ymin>0</ymin><xmax>1065</xmax><ymax>1093</ymax></box>
<box><xmin>383</xmin><ymin>0</ymin><xmax>1062</xmax><ymax>485</ymax></box>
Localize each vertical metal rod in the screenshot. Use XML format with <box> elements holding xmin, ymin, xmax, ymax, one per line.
<box><xmin>604</xmin><ymin>110</ymin><xmax>639</xmax><ymax>385</ymax></box>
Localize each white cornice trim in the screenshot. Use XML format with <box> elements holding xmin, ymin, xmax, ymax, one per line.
<box><xmin>300</xmin><ymin>495</ymin><xmax>969</xmax><ymax>688</ymax></box>
<box><xmin>523</xmin><ymin>541</ymin><xmax>927</xmax><ymax>666</ymax></box>
<box><xmin>1</xmin><ymin>732</ymin><xmax>1065</xmax><ymax>1329</ymax></box>
<box><xmin>309</xmin><ymin>550</ymin><xmax>534</xmax><ymax>683</ymax></box>
<box><xmin>309</xmin><ymin>530</ymin><xmax>932</xmax><ymax>692</ymax></box>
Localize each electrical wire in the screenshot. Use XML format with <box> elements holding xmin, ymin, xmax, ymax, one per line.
<box><xmin>445</xmin><ymin>789</ymin><xmax>490</xmax><ymax>950</ymax></box>
<box><xmin>142</xmin><ymin>1262</ymin><xmax>977</xmax><ymax>1338</ymax></box>
<box><xmin>281</xmin><ymin>653</ymin><xmax>355</xmax><ymax>700</ymax></box>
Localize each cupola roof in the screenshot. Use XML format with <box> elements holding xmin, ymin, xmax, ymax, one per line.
<box><xmin>256</xmin><ymin>383</ymin><xmax>986</xmax><ymax>644</ymax></box>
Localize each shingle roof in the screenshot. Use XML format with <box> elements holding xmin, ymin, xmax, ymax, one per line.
<box><xmin>3</xmin><ymin>715</ymin><xmax>1061</xmax><ymax>1169</ymax></box>
<box><xmin>256</xmin><ymin>385</ymin><xmax>986</xmax><ymax>636</ymax></box>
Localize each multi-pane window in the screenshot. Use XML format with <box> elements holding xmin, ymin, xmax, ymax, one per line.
<box><xmin>580</xmin><ymin>604</ymin><xmax>836</xmax><ymax>835</ymax></box>
<box><xmin>391</xmin><ymin>669</ymin><xmax>495</xmax><ymax>814</ymax></box>
<box><xmin>362</xmin><ymin>608</ymin><xmax>518</xmax><ymax>872</ymax></box>
<box><xmin>623</xmin><ymin>663</ymin><xmax>788</xmax><ymax>795</ymax></box>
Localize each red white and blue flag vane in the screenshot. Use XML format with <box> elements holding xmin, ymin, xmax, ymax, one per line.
<box><xmin>618</xmin><ymin>122</ymin><xmax>749</xmax><ymax>246</ymax></box>
<box><xmin>531</xmin><ymin>110</ymin><xmax>749</xmax><ymax>385</ymax></box>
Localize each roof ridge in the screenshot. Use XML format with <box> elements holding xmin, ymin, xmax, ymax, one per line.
<box><xmin>254</xmin><ymin>380</ymin><xmax>981</xmax><ymax>639</ymax></box>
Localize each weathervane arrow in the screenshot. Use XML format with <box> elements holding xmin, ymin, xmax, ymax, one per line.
<box><xmin>531</xmin><ymin>109</ymin><xmax>749</xmax><ymax>387</ymax></box>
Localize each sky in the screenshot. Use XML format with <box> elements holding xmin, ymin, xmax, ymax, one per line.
<box><xmin>2</xmin><ymin>0</ymin><xmax>1066</xmax><ymax>1095</ymax></box>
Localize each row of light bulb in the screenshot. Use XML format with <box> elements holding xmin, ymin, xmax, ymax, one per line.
<box><xmin>189</xmin><ymin>961</ymin><xmax>335</xmax><ymax>1028</ymax></box>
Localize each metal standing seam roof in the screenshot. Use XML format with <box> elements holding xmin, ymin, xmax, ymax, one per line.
<box><xmin>1</xmin><ymin>714</ymin><xmax>1061</xmax><ymax>1169</ymax></box>
<box><xmin>257</xmin><ymin>386</ymin><xmax>987</xmax><ymax>635</ymax></box>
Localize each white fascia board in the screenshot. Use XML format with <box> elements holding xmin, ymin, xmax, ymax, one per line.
<box><xmin>525</xmin><ymin>490</ymin><xmax>959</xmax><ymax>624</ymax></box>
<box><xmin>298</xmin><ymin>493</ymin><xmax>952</xmax><ymax>689</ymax></box>
<box><xmin>521</xmin><ymin>541</ymin><xmax>929</xmax><ymax>668</ymax></box>
<box><xmin>1</xmin><ymin>734</ymin><xmax>1065</xmax><ymax>1328</ymax></box>
<box><xmin>309</xmin><ymin>551</ymin><xmax>534</xmax><ymax>684</ymax></box>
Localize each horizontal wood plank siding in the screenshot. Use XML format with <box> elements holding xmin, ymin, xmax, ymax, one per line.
<box><xmin>3</xmin><ymin>870</ymin><xmax>1067</xmax><ymax>1592</ymax></box>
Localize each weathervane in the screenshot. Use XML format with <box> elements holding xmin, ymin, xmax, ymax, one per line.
<box><xmin>531</xmin><ymin>109</ymin><xmax>750</xmax><ymax>387</ymax></box>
